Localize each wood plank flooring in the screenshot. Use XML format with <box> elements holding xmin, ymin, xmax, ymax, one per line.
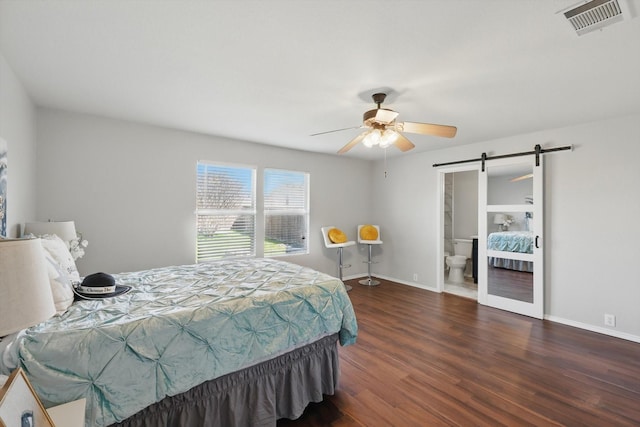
<box><xmin>278</xmin><ymin>278</ymin><xmax>640</xmax><ymax>426</ymax></box>
<box><xmin>488</xmin><ymin>266</ymin><xmax>533</xmax><ymax>303</ymax></box>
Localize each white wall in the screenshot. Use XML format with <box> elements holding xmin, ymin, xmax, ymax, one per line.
<box><xmin>453</xmin><ymin>170</ymin><xmax>478</xmax><ymax>239</ymax></box>
<box><xmin>487</xmin><ymin>176</ymin><xmax>532</xmax><ymax>231</ymax></box>
<box><xmin>372</xmin><ymin>113</ymin><xmax>640</xmax><ymax>339</ymax></box>
<box><xmin>0</xmin><ymin>53</ymin><xmax>37</xmax><ymax>237</ymax></box>
<box><xmin>488</xmin><ymin>174</ymin><xmax>532</xmax><ymax>205</ymax></box>
<box><xmin>35</xmin><ymin>108</ymin><xmax>372</xmax><ymax>277</ymax></box>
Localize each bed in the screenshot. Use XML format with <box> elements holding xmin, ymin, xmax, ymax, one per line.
<box><xmin>0</xmin><ymin>258</ymin><xmax>358</xmax><ymax>426</ymax></box>
<box><xmin>487</xmin><ymin>231</ymin><xmax>534</xmax><ymax>272</ymax></box>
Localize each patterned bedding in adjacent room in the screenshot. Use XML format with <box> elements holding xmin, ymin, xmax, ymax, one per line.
<box><xmin>487</xmin><ymin>231</ymin><xmax>533</xmax><ymax>254</ymax></box>
<box><xmin>487</xmin><ymin>231</ymin><xmax>534</xmax><ymax>272</ymax></box>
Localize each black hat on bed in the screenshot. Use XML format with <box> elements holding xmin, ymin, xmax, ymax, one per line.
<box><xmin>73</xmin><ymin>272</ymin><xmax>131</xmax><ymax>300</ymax></box>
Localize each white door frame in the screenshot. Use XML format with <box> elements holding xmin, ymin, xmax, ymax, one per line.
<box><xmin>436</xmin><ymin>164</ymin><xmax>481</xmax><ymax>294</ymax></box>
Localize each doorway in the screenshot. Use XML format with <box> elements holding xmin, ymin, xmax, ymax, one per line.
<box><xmin>437</xmin><ymin>166</ymin><xmax>480</xmax><ymax>299</ymax></box>
<box><xmin>437</xmin><ymin>146</ymin><xmax>549</xmax><ymax>318</ymax></box>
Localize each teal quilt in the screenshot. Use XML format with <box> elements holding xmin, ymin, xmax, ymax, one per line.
<box><xmin>17</xmin><ymin>259</ymin><xmax>358</xmax><ymax>426</ymax></box>
<box><xmin>487</xmin><ymin>231</ymin><xmax>533</xmax><ymax>254</ymax></box>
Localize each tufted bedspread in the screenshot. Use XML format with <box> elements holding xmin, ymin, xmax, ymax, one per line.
<box><xmin>487</xmin><ymin>231</ymin><xmax>534</xmax><ymax>272</ymax></box>
<box><xmin>487</xmin><ymin>231</ymin><xmax>533</xmax><ymax>254</ymax></box>
<box><xmin>13</xmin><ymin>258</ymin><xmax>358</xmax><ymax>426</ymax></box>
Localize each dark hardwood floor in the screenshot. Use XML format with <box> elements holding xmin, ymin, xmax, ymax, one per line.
<box><xmin>278</xmin><ymin>278</ymin><xmax>640</xmax><ymax>426</ymax></box>
<box><xmin>488</xmin><ymin>266</ymin><xmax>533</xmax><ymax>303</ymax></box>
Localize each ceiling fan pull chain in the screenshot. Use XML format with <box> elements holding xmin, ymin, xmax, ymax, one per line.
<box><xmin>384</xmin><ymin>148</ymin><xmax>388</xmax><ymax>178</ymax></box>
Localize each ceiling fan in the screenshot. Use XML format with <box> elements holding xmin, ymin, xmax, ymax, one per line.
<box><xmin>311</xmin><ymin>93</ymin><xmax>457</xmax><ymax>154</ymax></box>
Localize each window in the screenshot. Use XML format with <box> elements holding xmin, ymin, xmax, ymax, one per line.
<box><xmin>263</xmin><ymin>169</ymin><xmax>309</xmax><ymax>256</ymax></box>
<box><xmin>196</xmin><ymin>162</ymin><xmax>256</xmax><ymax>262</ymax></box>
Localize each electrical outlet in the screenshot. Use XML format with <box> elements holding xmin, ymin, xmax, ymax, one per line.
<box><xmin>604</xmin><ymin>314</ymin><xmax>616</xmax><ymax>327</ymax></box>
<box><xmin>413</xmin><ymin>273</ymin><xmax>418</xmax><ymax>282</ymax></box>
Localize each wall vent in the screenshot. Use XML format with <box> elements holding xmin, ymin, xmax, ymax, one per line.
<box><xmin>563</xmin><ymin>0</ymin><xmax>628</xmax><ymax>35</ymax></box>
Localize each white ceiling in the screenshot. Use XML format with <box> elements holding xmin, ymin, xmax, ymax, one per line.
<box><xmin>1</xmin><ymin>0</ymin><xmax>639</xmax><ymax>160</ymax></box>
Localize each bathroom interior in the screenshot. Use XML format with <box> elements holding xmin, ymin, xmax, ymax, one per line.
<box><xmin>443</xmin><ymin>170</ymin><xmax>478</xmax><ymax>299</ymax></box>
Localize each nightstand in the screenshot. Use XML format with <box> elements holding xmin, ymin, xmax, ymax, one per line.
<box><xmin>47</xmin><ymin>398</ymin><xmax>86</xmax><ymax>427</ymax></box>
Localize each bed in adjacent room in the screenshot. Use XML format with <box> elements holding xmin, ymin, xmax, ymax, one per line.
<box><xmin>487</xmin><ymin>230</ymin><xmax>534</xmax><ymax>272</ymax></box>
<box><xmin>0</xmin><ymin>257</ymin><xmax>358</xmax><ymax>427</ymax></box>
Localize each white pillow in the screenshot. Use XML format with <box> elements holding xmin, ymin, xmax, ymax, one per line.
<box><xmin>43</xmin><ymin>251</ymin><xmax>74</xmax><ymax>313</ymax></box>
<box><xmin>39</xmin><ymin>234</ymin><xmax>80</xmax><ymax>282</ymax></box>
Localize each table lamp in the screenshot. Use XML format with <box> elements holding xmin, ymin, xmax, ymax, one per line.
<box><xmin>23</xmin><ymin>221</ymin><xmax>77</xmax><ymax>242</ymax></box>
<box><xmin>0</xmin><ymin>238</ymin><xmax>55</xmax><ymax>337</ymax></box>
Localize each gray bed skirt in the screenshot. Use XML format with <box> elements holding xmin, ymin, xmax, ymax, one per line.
<box><xmin>489</xmin><ymin>257</ymin><xmax>534</xmax><ymax>272</ymax></box>
<box><xmin>109</xmin><ymin>333</ymin><xmax>340</xmax><ymax>427</ymax></box>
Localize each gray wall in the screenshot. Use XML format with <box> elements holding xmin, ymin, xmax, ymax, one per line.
<box><xmin>487</xmin><ymin>175</ymin><xmax>532</xmax><ymax>231</ymax></box>
<box><xmin>453</xmin><ymin>170</ymin><xmax>478</xmax><ymax>239</ymax></box>
<box><xmin>0</xmin><ymin>53</ymin><xmax>37</xmax><ymax>237</ymax></box>
<box><xmin>371</xmin><ymin>113</ymin><xmax>640</xmax><ymax>340</ymax></box>
<box><xmin>35</xmin><ymin>108</ymin><xmax>373</xmax><ymax>277</ymax></box>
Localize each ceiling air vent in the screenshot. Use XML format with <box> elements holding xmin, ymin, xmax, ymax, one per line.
<box><xmin>563</xmin><ymin>0</ymin><xmax>628</xmax><ymax>35</ymax></box>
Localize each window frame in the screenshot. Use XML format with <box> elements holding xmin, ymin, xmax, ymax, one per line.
<box><xmin>263</xmin><ymin>168</ymin><xmax>310</xmax><ymax>257</ymax></box>
<box><xmin>195</xmin><ymin>161</ymin><xmax>257</xmax><ymax>262</ymax></box>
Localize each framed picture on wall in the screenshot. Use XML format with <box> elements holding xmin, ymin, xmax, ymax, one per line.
<box><xmin>0</xmin><ymin>368</ymin><xmax>56</xmax><ymax>427</ymax></box>
<box><xmin>0</xmin><ymin>137</ymin><xmax>7</xmax><ymax>238</ymax></box>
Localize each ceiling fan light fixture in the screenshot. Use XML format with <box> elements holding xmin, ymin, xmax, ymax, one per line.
<box><xmin>362</xmin><ymin>129</ymin><xmax>382</xmax><ymax>148</ymax></box>
<box><xmin>319</xmin><ymin>91</ymin><xmax>457</xmax><ymax>155</ymax></box>
<box><xmin>379</xmin><ymin>129</ymin><xmax>399</xmax><ymax>148</ymax></box>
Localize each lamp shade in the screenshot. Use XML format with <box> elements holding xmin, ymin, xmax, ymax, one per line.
<box><xmin>493</xmin><ymin>214</ymin><xmax>507</xmax><ymax>225</ymax></box>
<box><xmin>23</xmin><ymin>221</ymin><xmax>77</xmax><ymax>242</ymax></box>
<box><xmin>0</xmin><ymin>238</ymin><xmax>56</xmax><ymax>336</ymax></box>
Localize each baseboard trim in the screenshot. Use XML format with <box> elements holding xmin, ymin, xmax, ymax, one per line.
<box><xmin>356</xmin><ymin>274</ymin><xmax>439</xmax><ymax>293</ymax></box>
<box><xmin>353</xmin><ymin>274</ymin><xmax>640</xmax><ymax>344</ymax></box>
<box><xmin>544</xmin><ymin>315</ymin><xmax>640</xmax><ymax>344</ymax></box>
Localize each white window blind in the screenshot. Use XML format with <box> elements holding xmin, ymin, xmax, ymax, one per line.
<box><xmin>196</xmin><ymin>162</ymin><xmax>256</xmax><ymax>262</ymax></box>
<box><xmin>263</xmin><ymin>169</ymin><xmax>309</xmax><ymax>256</ymax></box>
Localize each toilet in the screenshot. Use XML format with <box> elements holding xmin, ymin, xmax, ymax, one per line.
<box><xmin>446</xmin><ymin>239</ymin><xmax>473</xmax><ymax>283</ymax></box>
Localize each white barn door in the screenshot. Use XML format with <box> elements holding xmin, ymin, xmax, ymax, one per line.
<box><xmin>478</xmin><ymin>156</ymin><xmax>544</xmax><ymax>319</ymax></box>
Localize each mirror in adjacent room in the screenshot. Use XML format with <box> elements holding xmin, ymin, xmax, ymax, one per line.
<box><xmin>485</xmin><ymin>161</ymin><xmax>538</xmax><ymax>308</ymax></box>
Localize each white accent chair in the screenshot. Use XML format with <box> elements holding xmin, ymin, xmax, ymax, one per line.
<box><xmin>321</xmin><ymin>226</ymin><xmax>355</xmax><ymax>291</ymax></box>
<box><xmin>357</xmin><ymin>225</ymin><xmax>382</xmax><ymax>286</ymax></box>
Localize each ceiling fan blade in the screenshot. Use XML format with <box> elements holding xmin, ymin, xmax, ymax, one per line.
<box><xmin>310</xmin><ymin>125</ymin><xmax>362</xmax><ymax>136</ymax></box>
<box><xmin>398</xmin><ymin>121</ymin><xmax>457</xmax><ymax>138</ymax></box>
<box><xmin>337</xmin><ymin>132</ymin><xmax>367</xmax><ymax>154</ymax></box>
<box><xmin>394</xmin><ymin>133</ymin><xmax>415</xmax><ymax>152</ymax></box>
<box><xmin>375</xmin><ymin>109</ymin><xmax>399</xmax><ymax>124</ymax></box>
<box><xmin>511</xmin><ymin>173</ymin><xmax>533</xmax><ymax>182</ymax></box>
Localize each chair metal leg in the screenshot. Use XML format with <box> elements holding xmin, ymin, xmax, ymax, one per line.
<box><xmin>359</xmin><ymin>244</ymin><xmax>380</xmax><ymax>286</ymax></box>
<box><xmin>337</xmin><ymin>247</ymin><xmax>352</xmax><ymax>291</ymax></box>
